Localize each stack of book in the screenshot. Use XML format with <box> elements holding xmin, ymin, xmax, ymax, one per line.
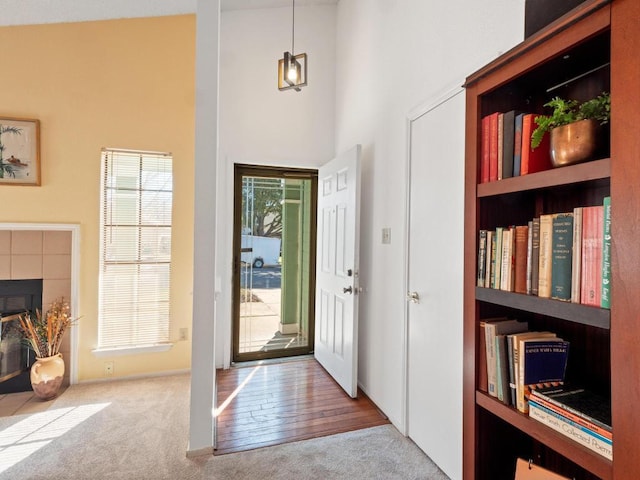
<box><xmin>476</xmin><ymin>196</ymin><xmax>611</xmax><ymax>308</ymax></box>
<box><xmin>479</xmin><ymin>110</ymin><xmax>552</xmax><ymax>183</ymax></box>
<box><xmin>479</xmin><ymin>318</ymin><xmax>570</xmax><ymax>414</ymax></box>
<box><xmin>528</xmin><ymin>385</ymin><xmax>612</xmax><ymax>460</ymax></box>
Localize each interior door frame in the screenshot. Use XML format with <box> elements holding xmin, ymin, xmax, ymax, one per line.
<box><xmin>402</xmin><ymin>85</ymin><xmax>465</xmax><ymax>436</ymax></box>
<box><xmin>231</xmin><ymin>163</ymin><xmax>318</xmax><ymax>362</ymax></box>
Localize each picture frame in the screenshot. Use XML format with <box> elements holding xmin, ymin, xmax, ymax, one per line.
<box><xmin>0</xmin><ymin>117</ymin><xmax>41</xmax><ymax>186</ymax></box>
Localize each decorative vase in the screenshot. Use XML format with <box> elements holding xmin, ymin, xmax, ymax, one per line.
<box><xmin>549</xmin><ymin>119</ymin><xmax>599</xmax><ymax>167</ymax></box>
<box><xmin>30</xmin><ymin>353</ymin><xmax>65</xmax><ymax>400</ymax></box>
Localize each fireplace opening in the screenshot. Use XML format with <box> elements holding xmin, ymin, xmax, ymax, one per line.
<box><xmin>0</xmin><ymin>279</ymin><xmax>43</xmax><ymax>394</ymax></box>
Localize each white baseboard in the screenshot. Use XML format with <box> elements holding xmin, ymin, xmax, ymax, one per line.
<box><xmin>77</xmin><ymin>368</ymin><xmax>191</xmax><ymax>384</ymax></box>
<box><xmin>186</xmin><ymin>446</ymin><xmax>214</xmax><ymax>458</ymax></box>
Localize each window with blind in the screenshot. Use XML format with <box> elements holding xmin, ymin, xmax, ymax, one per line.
<box><xmin>98</xmin><ymin>149</ymin><xmax>173</xmax><ymax>350</ymax></box>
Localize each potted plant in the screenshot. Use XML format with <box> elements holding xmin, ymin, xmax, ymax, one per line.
<box><xmin>531</xmin><ymin>92</ymin><xmax>610</xmax><ymax>167</ymax></box>
<box><xmin>19</xmin><ymin>298</ymin><xmax>78</xmax><ymax>400</ymax></box>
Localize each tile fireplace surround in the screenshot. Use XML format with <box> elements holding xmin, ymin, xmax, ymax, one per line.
<box><xmin>0</xmin><ymin>228</ymin><xmax>75</xmax><ymax>390</ymax></box>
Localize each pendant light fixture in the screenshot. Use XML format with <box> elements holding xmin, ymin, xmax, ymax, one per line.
<box><xmin>278</xmin><ymin>0</ymin><xmax>307</xmax><ymax>92</ymax></box>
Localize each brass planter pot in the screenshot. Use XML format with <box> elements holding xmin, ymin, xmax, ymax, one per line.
<box><xmin>550</xmin><ymin>119</ymin><xmax>599</xmax><ymax>167</ymax></box>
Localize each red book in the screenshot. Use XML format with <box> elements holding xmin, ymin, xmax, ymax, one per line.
<box><xmin>497</xmin><ymin>113</ymin><xmax>504</xmax><ymax>180</ymax></box>
<box><xmin>580</xmin><ymin>205</ymin><xmax>604</xmax><ymax>306</ymax></box>
<box><xmin>514</xmin><ymin>225</ymin><xmax>529</xmax><ymax>294</ymax></box>
<box><xmin>521</xmin><ymin>114</ymin><xmax>552</xmax><ymax>175</ymax></box>
<box><xmin>489</xmin><ymin>112</ymin><xmax>500</xmax><ymax>182</ymax></box>
<box><xmin>481</xmin><ymin>115</ymin><xmax>490</xmax><ymax>183</ymax></box>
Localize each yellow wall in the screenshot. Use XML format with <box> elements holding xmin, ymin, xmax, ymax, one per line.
<box><xmin>0</xmin><ymin>15</ymin><xmax>196</xmax><ymax>381</ymax></box>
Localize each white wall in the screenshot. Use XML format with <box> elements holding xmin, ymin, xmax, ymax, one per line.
<box><xmin>216</xmin><ymin>4</ymin><xmax>336</xmax><ymax>366</ymax></box>
<box><xmin>189</xmin><ymin>0</ymin><xmax>219</xmax><ymax>455</ymax></box>
<box><xmin>334</xmin><ymin>0</ymin><xmax>525</xmax><ymax>431</ymax></box>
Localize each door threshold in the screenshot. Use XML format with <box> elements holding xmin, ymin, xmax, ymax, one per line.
<box><xmin>230</xmin><ymin>354</ymin><xmax>314</xmax><ymax>369</ymax></box>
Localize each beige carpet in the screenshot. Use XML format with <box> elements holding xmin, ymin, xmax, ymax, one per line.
<box><xmin>0</xmin><ymin>373</ymin><xmax>449</xmax><ymax>480</ymax></box>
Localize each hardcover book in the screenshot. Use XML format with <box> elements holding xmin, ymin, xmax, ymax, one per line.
<box><xmin>501</xmin><ymin>110</ymin><xmax>519</xmax><ymax>179</ymax></box>
<box><xmin>500</xmin><ymin>228</ymin><xmax>513</xmax><ymax>291</ymax></box>
<box><xmin>523</xmin><ymin>339</ymin><xmax>569</xmax><ymax>386</ymax></box>
<box><xmin>601</xmin><ymin>196</ymin><xmax>611</xmax><ymax>308</ymax></box>
<box><xmin>531</xmin><ymin>217</ymin><xmax>540</xmax><ymax>296</ymax></box>
<box><xmin>478</xmin><ymin>321</ymin><xmax>489</xmax><ymax>392</ymax></box>
<box><xmin>571</xmin><ymin>207</ymin><xmax>583</xmax><ymax>303</ymax></box>
<box><xmin>520</xmin><ymin>114</ymin><xmax>552</xmax><ymax>175</ymax></box>
<box><xmin>481</xmin><ymin>115</ymin><xmax>490</xmax><ymax>183</ymax></box>
<box><xmin>496</xmin><ymin>334</ymin><xmax>509</xmax><ymax>402</ymax></box>
<box><xmin>514</xmin><ymin>225</ymin><xmax>529</xmax><ymax>294</ymax></box>
<box><xmin>520</xmin><ymin>338</ymin><xmax>569</xmax><ymax>414</ymax></box>
<box><xmin>526</xmin><ymin>220</ymin><xmax>534</xmax><ymax>294</ymax></box>
<box><xmin>507</xmin><ymin>334</ymin><xmax>517</xmax><ymax>406</ymax></box>
<box><xmin>512</xmin><ymin>331</ymin><xmax>557</xmax><ymax>413</ymax></box>
<box><xmin>493</xmin><ymin>227</ymin><xmax>503</xmax><ymax>289</ymax></box>
<box><xmin>489</xmin><ymin>112</ymin><xmax>500</xmax><ymax>182</ymax></box>
<box><xmin>486</xmin><ymin>230</ymin><xmax>494</xmax><ymax>288</ymax></box>
<box><xmin>497</xmin><ymin>113</ymin><xmax>504</xmax><ymax>180</ymax></box>
<box><xmin>537</xmin><ymin>214</ymin><xmax>554</xmax><ymax>298</ymax></box>
<box><xmin>551</xmin><ymin>213</ymin><xmax>573</xmax><ymax>301</ymax></box>
<box><xmin>528</xmin><ymin>400</ymin><xmax>612</xmax><ymax>460</ymax></box>
<box><xmin>580</xmin><ymin>205</ymin><xmax>604</xmax><ymax>306</ymax></box>
<box><xmin>477</xmin><ymin>229</ymin><xmax>488</xmax><ymax>287</ymax></box>
<box><xmin>531</xmin><ymin>385</ymin><xmax>612</xmax><ymax>431</ymax></box>
<box><xmin>530</xmin><ymin>394</ymin><xmax>612</xmax><ymax>440</ymax></box>
<box><xmin>484</xmin><ymin>319</ymin><xmax>528</xmax><ymax>398</ymax></box>
<box><xmin>513</xmin><ymin>113</ymin><xmax>526</xmax><ymax>176</ymax></box>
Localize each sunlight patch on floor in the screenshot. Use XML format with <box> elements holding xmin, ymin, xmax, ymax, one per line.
<box><xmin>213</xmin><ymin>366</ymin><xmax>261</xmax><ymax>418</ymax></box>
<box><xmin>0</xmin><ymin>402</ymin><xmax>110</xmax><ymax>474</ymax></box>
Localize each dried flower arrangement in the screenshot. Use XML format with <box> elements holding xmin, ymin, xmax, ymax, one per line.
<box><xmin>19</xmin><ymin>298</ymin><xmax>78</xmax><ymax>358</ymax></box>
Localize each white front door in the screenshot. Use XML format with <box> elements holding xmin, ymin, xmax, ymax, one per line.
<box><xmin>406</xmin><ymin>90</ymin><xmax>464</xmax><ymax>479</ymax></box>
<box><xmin>314</xmin><ymin>145</ymin><xmax>361</xmax><ymax>398</ymax></box>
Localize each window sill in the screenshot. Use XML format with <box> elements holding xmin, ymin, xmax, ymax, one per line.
<box><xmin>92</xmin><ymin>343</ymin><xmax>173</xmax><ymax>357</ymax></box>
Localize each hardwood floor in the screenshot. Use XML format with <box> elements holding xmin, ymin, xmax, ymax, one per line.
<box><xmin>214</xmin><ymin>357</ymin><xmax>390</xmax><ymax>455</ymax></box>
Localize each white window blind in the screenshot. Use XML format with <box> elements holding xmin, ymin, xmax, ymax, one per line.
<box><xmin>98</xmin><ymin>149</ymin><xmax>173</xmax><ymax>349</ymax></box>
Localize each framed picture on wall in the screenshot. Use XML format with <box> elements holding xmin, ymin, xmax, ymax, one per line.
<box><xmin>0</xmin><ymin>117</ymin><xmax>41</xmax><ymax>186</ymax></box>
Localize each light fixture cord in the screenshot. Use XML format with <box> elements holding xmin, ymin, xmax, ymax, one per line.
<box><xmin>291</xmin><ymin>0</ymin><xmax>295</xmax><ymax>55</ymax></box>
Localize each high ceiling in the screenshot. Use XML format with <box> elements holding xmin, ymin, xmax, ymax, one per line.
<box><xmin>0</xmin><ymin>0</ymin><xmax>338</xmax><ymax>27</ymax></box>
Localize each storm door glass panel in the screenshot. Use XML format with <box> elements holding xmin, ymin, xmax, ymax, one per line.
<box><xmin>233</xmin><ymin>167</ymin><xmax>315</xmax><ymax>362</ymax></box>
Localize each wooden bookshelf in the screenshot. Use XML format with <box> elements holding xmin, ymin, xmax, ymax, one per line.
<box><xmin>475</xmin><ymin>287</ymin><xmax>610</xmax><ymax>329</ymax></box>
<box><xmin>463</xmin><ymin>0</ymin><xmax>640</xmax><ymax>478</ymax></box>
<box><xmin>476</xmin><ymin>392</ymin><xmax>612</xmax><ymax>479</ymax></box>
<box><xmin>477</xmin><ymin>158</ymin><xmax>610</xmax><ymax>198</ymax></box>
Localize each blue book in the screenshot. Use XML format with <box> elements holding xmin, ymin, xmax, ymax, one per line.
<box><xmin>528</xmin><ymin>400</ymin><xmax>613</xmax><ymax>460</ymax></box>
<box><xmin>513</xmin><ymin>113</ymin><xmax>527</xmax><ymax>176</ymax></box>
<box><xmin>524</xmin><ymin>339</ymin><xmax>570</xmax><ymax>385</ymax></box>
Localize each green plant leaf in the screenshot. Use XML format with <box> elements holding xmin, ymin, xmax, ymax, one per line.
<box><xmin>529</xmin><ymin>93</ymin><xmax>610</xmax><ymax>150</ymax></box>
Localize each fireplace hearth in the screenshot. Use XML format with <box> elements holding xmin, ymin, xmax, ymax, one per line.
<box><xmin>0</xmin><ymin>279</ymin><xmax>43</xmax><ymax>394</ymax></box>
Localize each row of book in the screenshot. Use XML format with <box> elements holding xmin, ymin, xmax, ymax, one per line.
<box><xmin>479</xmin><ymin>318</ymin><xmax>569</xmax><ymax>414</ymax></box>
<box><xmin>480</xmin><ymin>110</ymin><xmax>552</xmax><ymax>184</ymax></box>
<box><xmin>476</xmin><ymin>196</ymin><xmax>611</xmax><ymax>308</ymax></box>
<box><xmin>528</xmin><ymin>385</ymin><xmax>612</xmax><ymax>460</ymax></box>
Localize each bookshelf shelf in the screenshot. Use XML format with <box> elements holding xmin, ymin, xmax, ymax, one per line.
<box><xmin>463</xmin><ymin>1</ymin><xmax>640</xmax><ymax>478</ymax></box>
<box><xmin>477</xmin><ymin>158</ymin><xmax>610</xmax><ymax>198</ymax></box>
<box><xmin>476</xmin><ymin>391</ymin><xmax>613</xmax><ymax>480</ymax></box>
<box><xmin>475</xmin><ymin>287</ymin><xmax>610</xmax><ymax>329</ymax></box>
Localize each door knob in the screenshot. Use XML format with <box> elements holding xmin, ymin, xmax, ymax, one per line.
<box><xmin>407</xmin><ymin>291</ymin><xmax>420</xmax><ymax>303</ymax></box>
<box><xmin>343</xmin><ymin>286</ymin><xmax>353</xmax><ymax>294</ymax></box>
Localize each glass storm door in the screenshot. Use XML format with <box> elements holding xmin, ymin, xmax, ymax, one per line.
<box><xmin>232</xmin><ymin>165</ymin><xmax>317</xmax><ymax>362</ymax></box>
